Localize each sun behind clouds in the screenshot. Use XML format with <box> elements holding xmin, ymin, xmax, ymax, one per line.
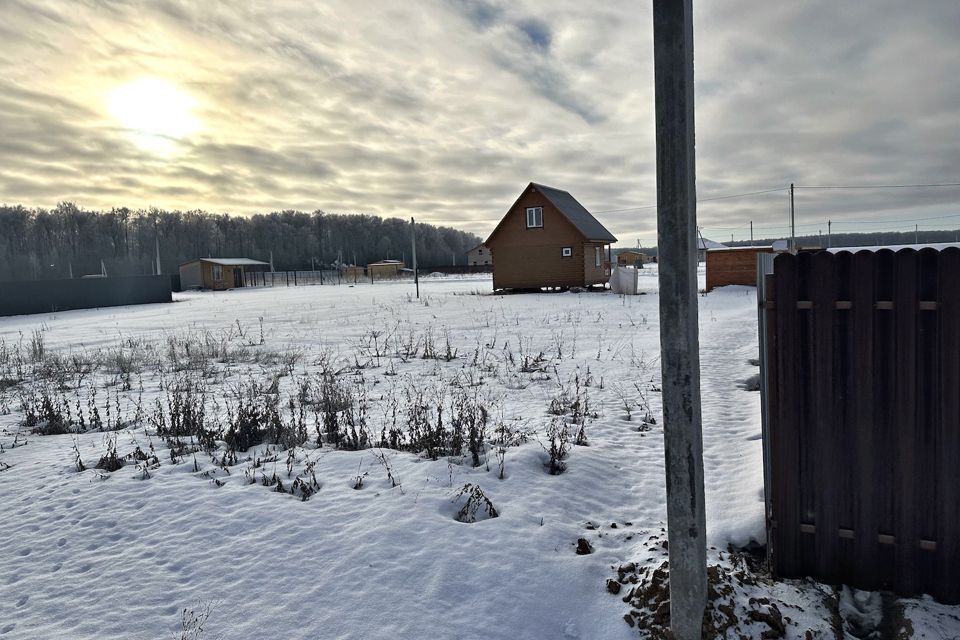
<box><xmin>107</xmin><ymin>77</ymin><xmax>201</xmax><ymax>154</ymax></box>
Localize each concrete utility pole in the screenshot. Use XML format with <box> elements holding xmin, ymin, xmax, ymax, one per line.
<box><xmin>155</xmin><ymin>234</ymin><xmax>162</xmax><ymax>275</ymax></box>
<box><xmin>652</xmin><ymin>1</ymin><xmax>707</xmax><ymax>637</ymax></box>
<box><xmin>915</xmin><ymin>224</ymin><xmax>919</xmax><ymax>244</ymax></box>
<box><xmin>828</xmin><ymin>220</ymin><xmax>832</xmax><ymax>248</ymax></box>
<box><xmin>750</xmin><ymin>221</ymin><xmax>754</xmax><ymax>245</ymax></box>
<box><xmin>410</xmin><ymin>217</ymin><xmax>419</xmax><ymax>299</ymax></box>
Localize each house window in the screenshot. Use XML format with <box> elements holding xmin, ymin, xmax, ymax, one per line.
<box><xmin>525</xmin><ymin>207</ymin><xmax>543</xmax><ymax>228</ymax></box>
<box><xmin>561</xmin><ymin>247</ymin><xmax>572</xmax><ymax>257</ymax></box>
<box><xmin>212</xmin><ymin>265</ymin><xmax>223</xmax><ymax>281</ymax></box>
<box><xmin>595</xmin><ymin>246</ymin><xmax>602</xmax><ymax>267</ymax></box>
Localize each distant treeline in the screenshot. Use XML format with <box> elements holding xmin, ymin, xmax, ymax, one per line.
<box><xmin>0</xmin><ymin>203</ymin><xmax>482</xmax><ymax>281</ymax></box>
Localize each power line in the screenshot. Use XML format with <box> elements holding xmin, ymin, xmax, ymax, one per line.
<box><xmin>796</xmin><ymin>182</ymin><xmax>960</xmax><ymax>190</ymax></box>
<box><xmin>594</xmin><ymin>186</ymin><xmax>787</xmax><ymax>214</ymax></box>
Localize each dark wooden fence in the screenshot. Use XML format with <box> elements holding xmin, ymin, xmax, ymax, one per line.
<box><xmin>761</xmin><ymin>248</ymin><xmax>960</xmax><ymax>604</ymax></box>
<box><xmin>0</xmin><ymin>275</ymin><xmax>172</xmax><ymax>317</ymax></box>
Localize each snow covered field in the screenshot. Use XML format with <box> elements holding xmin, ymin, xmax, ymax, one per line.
<box><xmin>0</xmin><ymin>270</ymin><xmax>957</xmax><ymax>639</ymax></box>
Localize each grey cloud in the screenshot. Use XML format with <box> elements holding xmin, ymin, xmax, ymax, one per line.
<box><xmin>0</xmin><ymin>0</ymin><xmax>957</xmax><ymax>246</ymax></box>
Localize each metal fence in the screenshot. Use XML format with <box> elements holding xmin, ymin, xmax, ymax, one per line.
<box><xmin>0</xmin><ymin>275</ymin><xmax>172</xmax><ymax>317</ymax></box>
<box><xmin>244</xmin><ymin>270</ymin><xmax>342</xmax><ymax>287</ymax></box>
<box><xmin>244</xmin><ymin>267</ymin><xmax>491</xmax><ymax>288</ymax></box>
<box><xmin>759</xmin><ymin>247</ymin><xmax>960</xmax><ymax>603</ymax></box>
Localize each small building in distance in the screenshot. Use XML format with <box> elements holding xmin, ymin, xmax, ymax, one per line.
<box><xmin>466</xmin><ymin>243</ymin><xmax>492</xmax><ymax>266</ymax></box>
<box><xmin>367</xmin><ymin>259</ymin><xmax>405</xmax><ymax>280</ymax></box>
<box><xmin>485</xmin><ymin>182</ymin><xmax>617</xmax><ymax>291</ymax></box>
<box><xmin>705</xmin><ymin>246</ymin><xmax>773</xmax><ymax>291</ymax></box>
<box><xmin>617</xmin><ymin>250</ymin><xmax>653</xmax><ymax>266</ymax></box>
<box><xmin>179</xmin><ymin>258</ymin><xmax>270</xmax><ymax>290</ymax></box>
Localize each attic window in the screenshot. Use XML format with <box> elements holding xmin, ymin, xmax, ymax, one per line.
<box><xmin>561</xmin><ymin>247</ymin><xmax>572</xmax><ymax>257</ymax></box>
<box><xmin>525</xmin><ymin>207</ymin><xmax>543</xmax><ymax>228</ymax></box>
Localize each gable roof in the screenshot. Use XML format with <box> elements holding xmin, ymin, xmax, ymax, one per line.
<box><xmin>697</xmin><ymin>237</ymin><xmax>727</xmax><ymax>250</ymax></box>
<box><xmin>181</xmin><ymin>258</ymin><xmax>269</xmax><ymax>267</ymax></box>
<box><xmin>531</xmin><ymin>183</ymin><xmax>617</xmax><ymax>243</ymax></box>
<box><xmin>485</xmin><ymin>182</ymin><xmax>617</xmax><ymax>245</ymax></box>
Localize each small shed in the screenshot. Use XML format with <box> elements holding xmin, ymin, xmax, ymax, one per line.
<box><xmin>705</xmin><ymin>246</ymin><xmax>773</xmax><ymax>291</ymax></box>
<box><xmin>697</xmin><ymin>237</ymin><xmax>728</xmax><ymax>261</ymax></box>
<box><xmin>617</xmin><ymin>250</ymin><xmax>653</xmax><ymax>266</ymax></box>
<box><xmin>367</xmin><ymin>260</ymin><xmax>405</xmax><ymax>280</ymax></box>
<box><xmin>466</xmin><ymin>244</ymin><xmax>492</xmax><ymax>266</ymax></box>
<box><xmin>485</xmin><ymin>182</ymin><xmax>617</xmax><ymax>291</ymax></box>
<box><xmin>179</xmin><ymin>258</ymin><xmax>269</xmax><ymax>290</ymax></box>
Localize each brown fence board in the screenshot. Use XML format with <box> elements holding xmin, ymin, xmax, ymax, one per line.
<box><xmin>763</xmin><ymin>248</ymin><xmax>960</xmax><ymax>604</ymax></box>
<box><xmin>850</xmin><ymin>251</ymin><xmax>879</xmax><ymax>589</ymax></box>
<box><xmin>936</xmin><ymin>248</ymin><xmax>960</xmax><ymax>602</ymax></box>
<box><xmin>810</xmin><ymin>252</ymin><xmax>839</xmax><ymax>581</ymax></box>
<box><xmin>772</xmin><ymin>253</ymin><xmax>802</xmax><ymax>577</ymax></box>
<box><xmin>893</xmin><ymin>250</ymin><xmax>919</xmax><ymax>594</ymax></box>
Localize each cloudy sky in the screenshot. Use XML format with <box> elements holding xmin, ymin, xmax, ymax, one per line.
<box><xmin>1</xmin><ymin>0</ymin><xmax>958</xmax><ymax>245</ymax></box>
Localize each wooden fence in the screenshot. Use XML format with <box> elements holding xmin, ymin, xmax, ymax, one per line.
<box><xmin>760</xmin><ymin>248</ymin><xmax>960</xmax><ymax>604</ymax></box>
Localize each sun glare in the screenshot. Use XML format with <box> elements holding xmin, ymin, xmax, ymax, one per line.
<box><xmin>107</xmin><ymin>78</ymin><xmax>201</xmax><ymax>154</ymax></box>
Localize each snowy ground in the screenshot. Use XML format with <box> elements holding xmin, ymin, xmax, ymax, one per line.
<box><xmin>0</xmin><ymin>269</ymin><xmax>957</xmax><ymax>639</ymax></box>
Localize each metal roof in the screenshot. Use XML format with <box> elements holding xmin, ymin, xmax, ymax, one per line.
<box><xmin>697</xmin><ymin>237</ymin><xmax>728</xmax><ymax>250</ymax></box>
<box><xmin>183</xmin><ymin>258</ymin><xmax>270</xmax><ymax>267</ymax></box>
<box><xmin>531</xmin><ymin>183</ymin><xmax>618</xmax><ymax>243</ymax></box>
<box><xmin>826</xmin><ymin>242</ymin><xmax>960</xmax><ymax>253</ymax></box>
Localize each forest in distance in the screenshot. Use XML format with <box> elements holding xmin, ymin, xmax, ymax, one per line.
<box><xmin>0</xmin><ymin>203</ymin><xmax>482</xmax><ymax>282</ymax></box>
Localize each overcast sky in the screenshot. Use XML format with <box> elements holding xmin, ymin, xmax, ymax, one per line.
<box><xmin>1</xmin><ymin>0</ymin><xmax>958</xmax><ymax>245</ymax></box>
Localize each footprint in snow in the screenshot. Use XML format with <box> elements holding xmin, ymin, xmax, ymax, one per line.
<box><xmin>1</xmin><ymin>623</ymin><xmax>15</xmax><ymax>635</ymax></box>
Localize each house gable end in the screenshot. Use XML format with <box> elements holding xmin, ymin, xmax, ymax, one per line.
<box><xmin>485</xmin><ymin>183</ymin><xmax>588</xmax><ymax>247</ymax></box>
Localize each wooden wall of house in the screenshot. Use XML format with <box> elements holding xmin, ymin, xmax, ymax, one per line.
<box><xmin>488</xmin><ymin>187</ymin><xmax>587</xmax><ymax>289</ymax></box>
<box><xmin>583</xmin><ymin>242</ymin><xmax>609</xmax><ymax>286</ymax></box>
<box><xmin>705</xmin><ymin>247</ymin><xmax>773</xmax><ymax>291</ymax></box>
<box><xmin>179</xmin><ymin>261</ymin><xmax>203</xmax><ymax>289</ymax></box>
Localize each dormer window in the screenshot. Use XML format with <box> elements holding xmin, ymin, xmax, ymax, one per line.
<box><xmin>525</xmin><ymin>207</ymin><xmax>543</xmax><ymax>228</ymax></box>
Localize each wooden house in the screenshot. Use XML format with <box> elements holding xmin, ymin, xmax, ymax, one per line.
<box><xmin>617</xmin><ymin>250</ymin><xmax>653</xmax><ymax>266</ymax></box>
<box><xmin>367</xmin><ymin>260</ymin><xmax>404</xmax><ymax>280</ymax></box>
<box><xmin>178</xmin><ymin>258</ymin><xmax>270</xmax><ymax>290</ymax></box>
<box><xmin>485</xmin><ymin>183</ymin><xmax>617</xmax><ymax>291</ymax></box>
<box><xmin>704</xmin><ymin>246</ymin><xmax>773</xmax><ymax>291</ymax></box>
<box><xmin>466</xmin><ymin>243</ymin><xmax>492</xmax><ymax>266</ymax></box>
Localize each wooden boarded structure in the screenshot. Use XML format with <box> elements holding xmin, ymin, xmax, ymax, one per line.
<box><xmin>179</xmin><ymin>258</ymin><xmax>269</xmax><ymax>290</ymax></box>
<box><xmin>485</xmin><ymin>183</ymin><xmax>616</xmax><ymax>291</ymax></box>
<box><xmin>760</xmin><ymin>248</ymin><xmax>960</xmax><ymax>604</ymax></box>
<box><xmin>617</xmin><ymin>250</ymin><xmax>653</xmax><ymax>266</ymax></box>
<box><xmin>705</xmin><ymin>246</ymin><xmax>773</xmax><ymax>291</ymax></box>
<box><xmin>367</xmin><ymin>260</ymin><xmax>404</xmax><ymax>280</ymax></box>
